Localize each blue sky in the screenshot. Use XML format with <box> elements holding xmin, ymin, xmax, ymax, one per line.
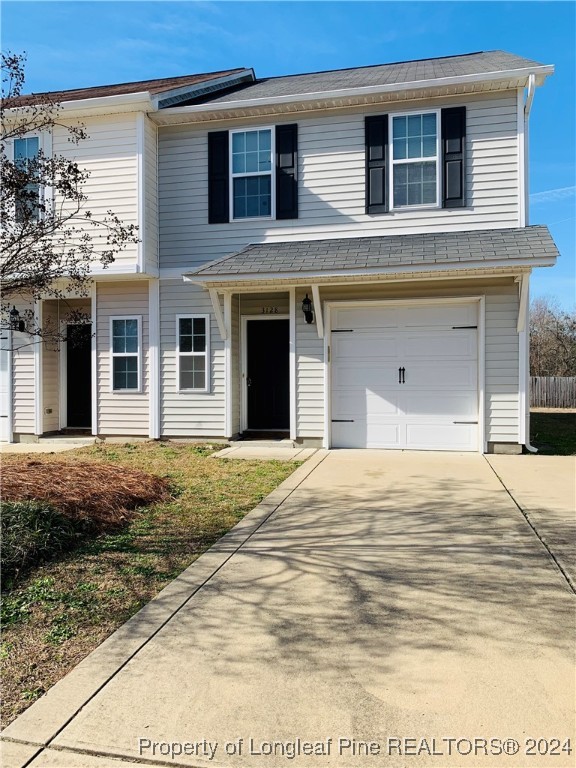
<box><xmin>2</xmin><ymin>1</ymin><xmax>575</xmax><ymax>308</ymax></box>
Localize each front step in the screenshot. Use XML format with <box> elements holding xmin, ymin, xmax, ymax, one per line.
<box><xmin>37</xmin><ymin>436</ymin><xmax>96</xmax><ymax>446</ymax></box>
<box><xmin>230</xmin><ymin>439</ymin><xmax>297</xmax><ymax>448</ymax></box>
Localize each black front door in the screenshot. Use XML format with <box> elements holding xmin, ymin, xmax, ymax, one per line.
<box><xmin>246</xmin><ymin>319</ymin><xmax>289</xmax><ymax>430</ymax></box>
<box><xmin>66</xmin><ymin>324</ymin><xmax>92</xmax><ymax>429</ymax></box>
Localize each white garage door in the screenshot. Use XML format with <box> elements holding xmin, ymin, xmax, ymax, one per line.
<box><xmin>330</xmin><ymin>301</ymin><xmax>479</xmax><ymax>451</ymax></box>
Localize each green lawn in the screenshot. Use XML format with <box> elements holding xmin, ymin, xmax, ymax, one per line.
<box><xmin>530</xmin><ymin>412</ymin><xmax>576</xmax><ymax>455</ymax></box>
<box><xmin>0</xmin><ymin>443</ymin><xmax>299</xmax><ymax>727</ymax></box>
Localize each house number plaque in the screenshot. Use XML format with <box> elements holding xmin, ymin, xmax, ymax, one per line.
<box><xmin>261</xmin><ymin>307</ymin><xmax>279</xmax><ymax>314</ymax></box>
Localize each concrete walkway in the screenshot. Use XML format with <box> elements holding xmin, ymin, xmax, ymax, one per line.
<box><xmin>2</xmin><ymin>451</ymin><xmax>575</xmax><ymax>768</ymax></box>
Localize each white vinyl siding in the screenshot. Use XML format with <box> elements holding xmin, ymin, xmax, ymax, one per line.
<box><xmin>52</xmin><ymin>114</ymin><xmax>139</xmax><ymax>269</ymax></box>
<box><xmin>9</xmin><ymin>298</ymin><xmax>35</xmax><ymax>435</ymax></box>
<box><xmin>41</xmin><ymin>302</ymin><xmax>60</xmax><ymax>433</ymax></box>
<box><xmin>160</xmin><ymin>280</ymin><xmax>224</xmax><ymax>437</ymax></box>
<box><xmin>296</xmin><ymin>287</ymin><xmax>325</xmax><ymax>439</ymax></box>
<box><xmin>144</xmin><ymin>117</ymin><xmax>159</xmax><ymax>272</ymax></box>
<box><xmin>293</xmin><ymin>278</ymin><xmax>519</xmax><ymax>444</ymax></box>
<box><xmin>158</xmin><ymin>91</ymin><xmax>519</xmax><ymax>270</ymax></box>
<box><xmin>97</xmin><ymin>282</ymin><xmax>149</xmax><ymax>435</ymax></box>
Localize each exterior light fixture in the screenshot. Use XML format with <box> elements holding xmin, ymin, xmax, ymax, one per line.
<box><xmin>302</xmin><ymin>294</ymin><xmax>314</xmax><ymax>324</ymax></box>
<box><xmin>9</xmin><ymin>306</ymin><xmax>25</xmax><ymax>332</ymax></box>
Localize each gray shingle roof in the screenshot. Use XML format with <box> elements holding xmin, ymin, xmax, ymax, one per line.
<box><xmin>190</xmin><ymin>227</ymin><xmax>558</xmax><ymax>279</ymax></box>
<box><xmin>193</xmin><ymin>51</ymin><xmax>547</xmax><ymax>105</ymax></box>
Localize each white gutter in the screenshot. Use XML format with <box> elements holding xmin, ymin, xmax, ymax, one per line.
<box><xmin>158</xmin><ymin>65</ymin><xmax>554</xmax><ymax>119</ymax></box>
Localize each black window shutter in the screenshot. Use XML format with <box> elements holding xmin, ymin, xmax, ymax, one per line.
<box><xmin>275</xmin><ymin>124</ymin><xmax>298</xmax><ymax>219</ymax></box>
<box><xmin>441</xmin><ymin>107</ymin><xmax>466</xmax><ymax>208</ymax></box>
<box><xmin>208</xmin><ymin>131</ymin><xmax>229</xmax><ymax>223</ymax></box>
<box><xmin>365</xmin><ymin>115</ymin><xmax>388</xmax><ymax>214</ymax></box>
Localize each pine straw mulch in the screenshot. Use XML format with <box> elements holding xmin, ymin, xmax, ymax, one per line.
<box><xmin>2</xmin><ymin>459</ymin><xmax>170</xmax><ymax>528</ymax></box>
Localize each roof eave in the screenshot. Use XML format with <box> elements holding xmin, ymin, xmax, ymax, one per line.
<box><xmin>184</xmin><ymin>256</ymin><xmax>557</xmax><ymax>288</ymax></box>
<box><xmin>157</xmin><ymin>64</ymin><xmax>554</xmax><ymax>122</ymax></box>
<box><xmin>4</xmin><ymin>91</ymin><xmax>155</xmax><ymax>118</ymax></box>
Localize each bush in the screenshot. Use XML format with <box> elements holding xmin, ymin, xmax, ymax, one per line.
<box><xmin>1</xmin><ymin>501</ymin><xmax>89</xmax><ymax>585</ymax></box>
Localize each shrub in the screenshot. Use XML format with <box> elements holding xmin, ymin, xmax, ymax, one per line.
<box><xmin>1</xmin><ymin>501</ymin><xmax>88</xmax><ymax>585</ymax></box>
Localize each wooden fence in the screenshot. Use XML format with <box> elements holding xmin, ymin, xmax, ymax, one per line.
<box><xmin>530</xmin><ymin>377</ymin><xmax>576</xmax><ymax>408</ymax></box>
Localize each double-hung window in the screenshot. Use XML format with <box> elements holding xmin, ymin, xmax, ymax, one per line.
<box><xmin>14</xmin><ymin>136</ymin><xmax>40</xmax><ymax>222</ymax></box>
<box><xmin>177</xmin><ymin>315</ymin><xmax>210</xmax><ymax>392</ymax></box>
<box><xmin>231</xmin><ymin>128</ymin><xmax>274</xmax><ymax>219</ymax></box>
<box><xmin>391</xmin><ymin>111</ymin><xmax>440</xmax><ymax>209</ymax></box>
<box><xmin>111</xmin><ymin>317</ymin><xmax>141</xmax><ymax>391</ymax></box>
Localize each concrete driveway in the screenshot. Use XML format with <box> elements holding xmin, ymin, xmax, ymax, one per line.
<box><xmin>3</xmin><ymin>451</ymin><xmax>575</xmax><ymax>768</ymax></box>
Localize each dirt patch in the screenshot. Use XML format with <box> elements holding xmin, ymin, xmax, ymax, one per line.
<box><xmin>2</xmin><ymin>460</ymin><xmax>169</xmax><ymax>528</ymax></box>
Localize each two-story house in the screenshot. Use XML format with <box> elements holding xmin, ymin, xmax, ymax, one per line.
<box><xmin>1</xmin><ymin>50</ymin><xmax>559</xmax><ymax>453</ymax></box>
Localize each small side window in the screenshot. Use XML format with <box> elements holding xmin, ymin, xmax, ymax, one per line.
<box><xmin>14</xmin><ymin>136</ymin><xmax>40</xmax><ymax>223</ymax></box>
<box><xmin>110</xmin><ymin>317</ymin><xmax>141</xmax><ymax>391</ymax></box>
<box><xmin>176</xmin><ymin>315</ymin><xmax>210</xmax><ymax>392</ymax></box>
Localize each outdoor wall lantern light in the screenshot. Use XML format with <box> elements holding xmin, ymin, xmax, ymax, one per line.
<box><xmin>9</xmin><ymin>306</ymin><xmax>25</xmax><ymax>332</ymax></box>
<box><xmin>302</xmin><ymin>294</ymin><xmax>314</xmax><ymax>324</ymax></box>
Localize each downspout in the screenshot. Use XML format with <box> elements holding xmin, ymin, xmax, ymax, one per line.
<box><xmin>522</xmin><ymin>74</ymin><xmax>538</xmax><ymax>452</ymax></box>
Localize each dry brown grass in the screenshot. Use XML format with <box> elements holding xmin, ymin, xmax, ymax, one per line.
<box><xmin>2</xmin><ymin>459</ymin><xmax>169</xmax><ymax>528</ymax></box>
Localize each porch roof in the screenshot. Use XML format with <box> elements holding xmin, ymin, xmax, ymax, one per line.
<box><xmin>184</xmin><ymin>226</ymin><xmax>558</xmax><ymax>287</ymax></box>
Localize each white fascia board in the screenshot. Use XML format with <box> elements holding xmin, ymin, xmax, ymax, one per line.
<box><xmin>5</xmin><ymin>92</ymin><xmax>154</xmax><ymax>119</ymax></box>
<box><xmin>184</xmin><ymin>257</ymin><xmax>556</xmax><ymax>287</ymax></box>
<box><xmin>158</xmin><ymin>65</ymin><xmax>554</xmax><ymax>120</ymax></box>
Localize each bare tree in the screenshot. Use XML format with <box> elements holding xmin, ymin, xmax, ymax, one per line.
<box><xmin>0</xmin><ymin>52</ymin><xmax>138</xmax><ymax>336</ymax></box>
<box><xmin>530</xmin><ymin>296</ymin><xmax>576</xmax><ymax>376</ymax></box>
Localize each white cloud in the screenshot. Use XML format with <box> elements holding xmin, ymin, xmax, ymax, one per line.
<box><xmin>530</xmin><ymin>186</ymin><xmax>576</xmax><ymax>204</ymax></box>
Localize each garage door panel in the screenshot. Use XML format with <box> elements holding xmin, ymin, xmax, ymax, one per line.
<box><xmin>333</xmin><ymin>307</ymin><xmax>399</xmax><ymax>330</ymax></box>
<box><xmin>332</xmin><ymin>363</ymin><xmax>399</xmax><ymax>388</ymax></box>
<box><xmin>332</xmin><ymin>420</ymin><xmax>401</xmax><ymax>449</ymax></box>
<box><xmin>399</xmin><ymin>303</ymin><xmax>477</xmax><ymax>329</ymax></box>
<box><xmin>333</xmin><ymin>388</ymin><xmax>400</xmax><ymax>417</ymax></box>
<box><xmin>402</xmin><ymin>331</ymin><xmax>477</xmax><ymax>360</ymax></box>
<box><xmin>406</xmin><ymin>423</ymin><xmax>477</xmax><ymax>451</ymax></box>
<box><xmin>333</xmin><ymin>334</ymin><xmax>398</xmax><ymax>360</ymax></box>
<box><xmin>403</xmin><ymin>391</ymin><xmax>477</xmax><ymax>418</ymax></box>
<box><xmin>404</xmin><ymin>362</ymin><xmax>477</xmax><ymax>389</ymax></box>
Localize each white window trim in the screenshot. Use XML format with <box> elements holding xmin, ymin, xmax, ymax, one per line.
<box><xmin>109</xmin><ymin>315</ymin><xmax>142</xmax><ymax>393</ymax></box>
<box><xmin>11</xmin><ymin>132</ymin><xmax>52</xmax><ymax>222</ymax></box>
<box><xmin>229</xmin><ymin>125</ymin><xmax>276</xmax><ymax>221</ymax></box>
<box><xmin>389</xmin><ymin>108</ymin><xmax>441</xmax><ymax>211</ymax></box>
<box><xmin>176</xmin><ymin>314</ymin><xmax>211</xmax><ymax>394</ymax></box>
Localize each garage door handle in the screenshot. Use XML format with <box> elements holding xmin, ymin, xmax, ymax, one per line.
<box><xmin>453</xmin><ymin>421</ymin><xmax>478</xmax><ymax>424</ymax></box>
<box><xmin>398</xmin><ymin>366</ymin><xmax>405</xmax><ymax>384</ymax></box>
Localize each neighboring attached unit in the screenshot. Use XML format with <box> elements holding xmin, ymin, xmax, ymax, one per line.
<box><xmin>1</xmin><ymin>50</ymin><xmax>559</xmax><ymax>452</ymax></box>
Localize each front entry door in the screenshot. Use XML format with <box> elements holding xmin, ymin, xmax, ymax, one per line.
<box><xmin>66</xmin><ymin>324</ymin><xmax>92</xmax><ymax>429</ymax></box>
<box><xmin>246</xmin><ymin>319</ymin><xmax>289</xmax><ymax>430</ymax></box>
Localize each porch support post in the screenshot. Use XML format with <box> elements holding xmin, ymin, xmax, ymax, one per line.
<box><xmin>311</xmin><ymin>284</ymin><xmax>324</xmax><ymax>338</ymax></box>
<box><xmin>91</xmin><ymin>284</ymin><xmax>98</xmax><ymax>436</ymax></box>
<box><xmin>289</xmin><ymin>287</ymin><xmax>297</xmax><ymax>441</ymax></box>
<box><xmin>224</xmin><ymin>292</ymin><xmax>232</xmax><ymax>438</ymax></box>
<box><xmin>209</xmin><ymin>288</ymin><xmax>227</xmax><ymax>340</ymax></box>
<box><xmin>34</xmin><ymin>300</ymin><xmax>43</xmax><ymax>436</ymax></box>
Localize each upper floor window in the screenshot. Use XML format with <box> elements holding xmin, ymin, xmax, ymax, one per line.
<box><xmin>230</xmin><ymin>128</ymin><xmax>274</xmax><ymax>219</ymax></box>
<box><xmin>14</xmin><ymin>136</ymin><xmax>40</xmax><ymax>222</ymax></box>
<box><xmin>110</xmin><ymin>317</ymin><xmax>141</xmax><ymax>392</ymax></box>
<box><xmin>391</xmin><ymin>112</ymin><xmax>439</xmax><ymax>209</ymax></box>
